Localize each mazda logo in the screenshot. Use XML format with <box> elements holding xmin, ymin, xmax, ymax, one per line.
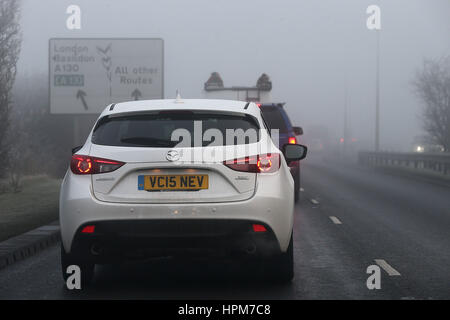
<box><xmin>166</xmin><ymin>150</ymin><xmax>180</xmax><ymax>162</ymax></box>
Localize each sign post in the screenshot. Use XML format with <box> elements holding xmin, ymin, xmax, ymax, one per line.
<box><xmin>49</xmin><ymin>38</ymin><xmax>164</xmax><ymax>114</ymax></box>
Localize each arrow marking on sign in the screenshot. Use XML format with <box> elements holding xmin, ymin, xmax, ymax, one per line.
<box><xmin>132</xmin><ymin>89</ymin><xmax>142</xmax><ymax>100</ymax></box>
<box><xmin>102</xmin><ymin>56</ymin><xmax>112</xmax><ymax>70</ymax></box>
<box><xmin>76</xmin><ymin>90</ymin><xmax>88</xmax><ymax>110</ymax></box>
<box><xmin>96</xmin><ymin>43</ymin><xmax>111</xmax><ymax>55</ymax></box>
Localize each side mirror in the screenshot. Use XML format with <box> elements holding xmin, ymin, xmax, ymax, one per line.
<box><xmin>282</xmin><ymin>144</ymin><xmax>307</xmax><ymax>162</ymax></box>
<box><xmin>72</xmin><ymin>146</ymin><xmax>82</xmax><ymax>154</ymax></box>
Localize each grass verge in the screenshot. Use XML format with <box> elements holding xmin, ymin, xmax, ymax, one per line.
<box><xmin>0</xmin><ymin>175</ymin><xmax>61</xmax><ymax>242</ymax></box>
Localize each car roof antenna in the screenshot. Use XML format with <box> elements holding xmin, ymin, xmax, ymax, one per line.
<box><xmin>175</xmin><ymin>89</ymin><xmax>182</xmax><ymax>102</ymax></box>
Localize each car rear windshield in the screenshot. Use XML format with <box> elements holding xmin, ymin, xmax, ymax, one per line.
<box><xmin>260</xmin><ymin>106</ymin><xmax>289</xmax><ymax>133</ymax></box>
<box><xmin>92</xmin><ymin>111</ymin><xmax>260</xmax><ymax>147</ymax></box>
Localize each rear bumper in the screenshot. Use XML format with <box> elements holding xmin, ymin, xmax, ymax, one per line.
<box><xmin>70</xmin><ymin>219</ymin><xmax>280</xmax><ymax>262</ymax></box>
<box><xmin>288</xmin><ymin>160</ymin><xmax>299</xmax><ymax>171</ymax></box>
<box><xmin>60</xmin><ymin>162</ymin><xmax>295</xmax><ymax>257</ymax></box>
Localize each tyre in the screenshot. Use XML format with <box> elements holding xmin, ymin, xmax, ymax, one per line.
<box><xmin>264</xmin><ymin>233</ymin><xmax>294</xmax><ymax>283</ymax></box>
<box><xmin>294</xmin><ymin>187</ymin><xmax>300</xmax><ymax>203</ymax></box>
<box><xmin>294</xmin><ymin>172</ymin><xmax>300</xmax><ymax>203</ymax></box>
<box><xmin>60</xmin><ymin>244</ymin><xmax>95</xmax><ymax>286</ymax></box>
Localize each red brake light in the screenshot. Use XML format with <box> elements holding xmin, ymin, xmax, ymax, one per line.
<box><xmin>224</xmin><ymin>153</ymin><xmax>280</xmax><ymax>173</ymax></box>
<box><xmin>81</xmin><ymin>225</ymin><xmax>95</xmax><ymax>233</ymax></box>
<box><xmin>257</xmin><ymin>156</ymin><xmax>273</xmax><ymax>172</ymax></box>
<box><xmin>252</xmin><ymin>224</ymin><xmax>267</xmax><ymax>232</ymax></box>
<box><xmin>71</xmin><ymin>155</ymin><xmax>124</xmax><ymax>175</ymax></box>
<box><xmin>74</xmin><ymin>156</ymin><xmax>92</xmax><ymax>173</ymax></box>
<box><xmin>289</xmin><ymin>137</ymin><xmax>296</xmax><ymax>144</ymax></box>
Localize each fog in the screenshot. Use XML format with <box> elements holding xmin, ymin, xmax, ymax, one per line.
<box><xmin>16</xmin><ymin>0</ymin><xmax>450</xmax><ymax>152</ymax></box>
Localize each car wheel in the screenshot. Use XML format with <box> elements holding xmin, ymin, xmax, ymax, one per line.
<box><xmin>60</xmin><ymin>244</ymin><xmax>95</xmax><ymax>286</ymax></box>
<box><xmin>264</xmin><ymin>233</ymin><xmax>294</xmax><ymax>283</ymax></box>
<box><xmin>294</xmin><ymin>188</ymin><xmax>300</xmax><ymax>203</ymax></box>
<box><xmin>294</xmin><ymin>173</ymin><xmax>300</xmax><ymax>203</ymax></box>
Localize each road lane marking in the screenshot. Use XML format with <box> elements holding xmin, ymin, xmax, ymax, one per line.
<box><xmin>310</xmin><ymin>199</ymin><xmax>319</xmax><ymax>205</ymax></box>
<box><xmin>329</xmin><ymin>216</ymin><xmax>342</xmax><ymax>224</ymax></box>
<box><xmin>375</xmin><ymin>259</ymin><xmax>401</xmax><ymax>276</ymax></box>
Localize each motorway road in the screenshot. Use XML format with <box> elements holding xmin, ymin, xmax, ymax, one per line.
<box><xmin>1</xmin><ymin>156</ymin><xmax>449</xmax><ymax>299</ymax></box>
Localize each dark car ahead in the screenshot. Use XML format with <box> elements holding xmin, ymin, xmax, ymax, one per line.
<box><xmin>259</xmin><ymin>103</ymin><xmax>303</xmax><ymax>202</ymax></box>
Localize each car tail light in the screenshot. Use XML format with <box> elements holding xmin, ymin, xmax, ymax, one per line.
<box><xmin>70</xmin><ymin>155</ymin><xmax>124</xmax><ymax>175</ymax></box>
<box><xmin>289</xmin><ymin>137</ymin><xmax>296</xmax><ymax>144</ymax></box>
<box><xmin>223</xmin><ymin>153</ymin><xmax>280</xmax><ymax>173</ymax></box>
<box><xmin>81</xmin><ymin>225</ymin><xmax>95</xmax><ymax>233</ymax></box>
<box><xmin>252</xmin><ymin>224</ymin><xmax>267</xmax><ymax>232</ymax></box>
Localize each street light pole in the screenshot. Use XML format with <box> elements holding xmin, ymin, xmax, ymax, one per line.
<box><xmin>367</xmin><ymin>4</ymin><xmax>382</xmax><ymax>152</ymax></box>
<box><xmin>375</xmin><ymin>29</ymin><xmax>380</xmax><ymax>151</ymax></box>
<box><xmin>343</xmin><ymin>79</ymin><xmax>348</xmax><ymax>156</ymax></box>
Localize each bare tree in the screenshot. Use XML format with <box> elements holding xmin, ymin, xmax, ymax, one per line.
<box><xmin>0</xmin><ymin>0</ymin><xmax>21</xmax><ymax>177</ymax></box>
<box><xmin>413</xmin><ymin>56</ymin><xmax>450</xmax><ymax>152</ymax></box>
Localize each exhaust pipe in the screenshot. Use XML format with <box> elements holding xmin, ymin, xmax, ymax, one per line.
<box><xmin>245</xmin><ymin>244</ymin><xmax>257</xmax><ymax>255</ymax></box>
<box><xmin>90</xmin><ymin>243</ymin><xmax>102</xmax><ymax>256</ymax></box>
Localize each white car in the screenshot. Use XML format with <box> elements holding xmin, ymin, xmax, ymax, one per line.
<box><xmin>59</xmin><ymin>99</ymin><xmax>307</xmax><ymax>284</ymax></box>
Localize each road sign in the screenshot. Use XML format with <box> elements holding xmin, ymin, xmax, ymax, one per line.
<box><xmin>49</xmin><ymin>38</ymin><xmax>164</xmax><ymax>114</ymax></box>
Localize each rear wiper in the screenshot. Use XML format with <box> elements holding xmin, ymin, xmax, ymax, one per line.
<box><xmin>120</xmin><ymin>137</ymin><xmax>178</xmax><ymax>147</ymax></box>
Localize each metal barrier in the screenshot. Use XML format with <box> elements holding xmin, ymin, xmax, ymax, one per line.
<box><xmin>358</xmin><ymin>152</ymin><xmax>450</xmax><ymax>175</ymax></box>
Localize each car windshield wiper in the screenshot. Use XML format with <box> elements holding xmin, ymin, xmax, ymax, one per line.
<box><xmin>120</xmin><ymin>137</ymin><xmax>178</xmax><ymax>147</ymax></box>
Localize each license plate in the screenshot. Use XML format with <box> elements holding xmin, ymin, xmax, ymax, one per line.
<box><xmin>138</xmin><ymin>174</ymin><xmax>209</xmax><ymax>191</ymax></box>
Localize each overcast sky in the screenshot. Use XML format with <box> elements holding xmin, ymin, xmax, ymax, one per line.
<box><xmin>16</xmin><ymin>0</ymin><xmax>450</xmax><ymax>151</ymax></box>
